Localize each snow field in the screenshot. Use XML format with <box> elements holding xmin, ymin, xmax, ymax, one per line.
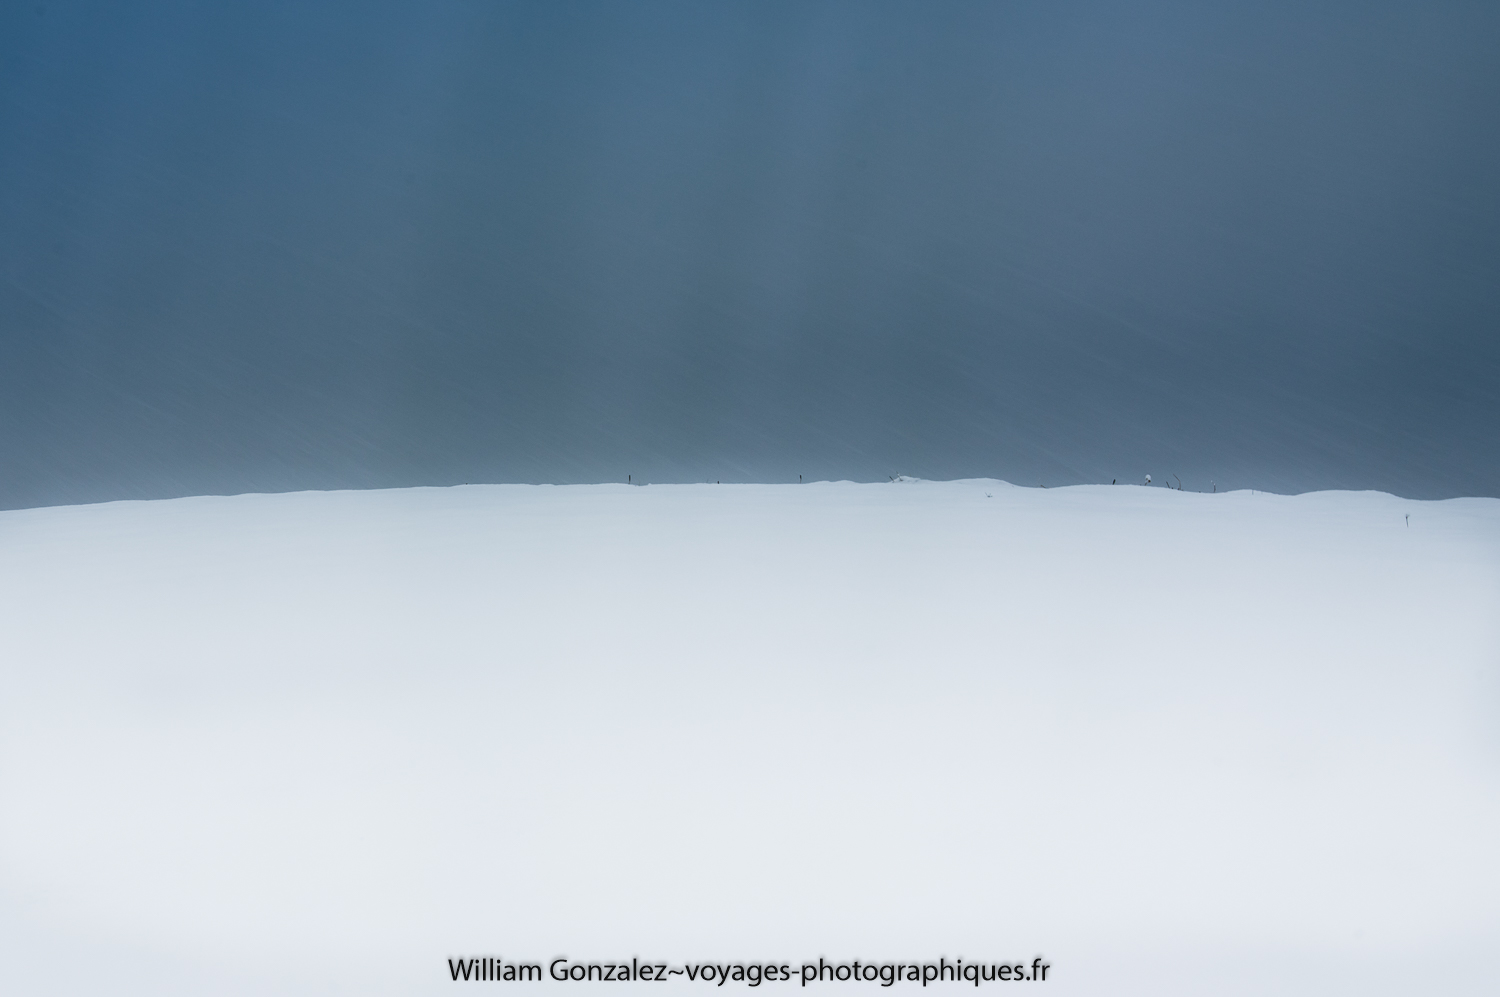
<box><xmin>1</xmin><ymin>480</ymin><xmax>1497</xmax><ymax>994</ymax></box>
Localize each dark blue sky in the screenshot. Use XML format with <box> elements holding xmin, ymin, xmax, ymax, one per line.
<box><xmin>2</xmin><ymin>0</ymin><xmax>1497</xmax><ymax>507</ymax></box>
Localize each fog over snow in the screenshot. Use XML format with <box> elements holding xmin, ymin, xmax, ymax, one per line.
<box><xmin>4</xmin><ymin>3</ymin><xmax>1497</xmax><ymax>992</ymax></box>
<box><xmin>2</xmin><ymin>480</ymin><xmax>1497</xmax><ymax>994</ymax></box>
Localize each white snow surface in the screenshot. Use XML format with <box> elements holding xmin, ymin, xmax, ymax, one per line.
<box><xmin>1</xmin><ymin>480</ymin><xmax>1498</xmax><ymax>995</ymax></box>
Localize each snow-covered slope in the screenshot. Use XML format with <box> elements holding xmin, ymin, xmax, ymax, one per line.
<box><xmin>2</xmin><ymin>481</ymin><xmax>1497</xmax><ymax>995</ymax></box>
